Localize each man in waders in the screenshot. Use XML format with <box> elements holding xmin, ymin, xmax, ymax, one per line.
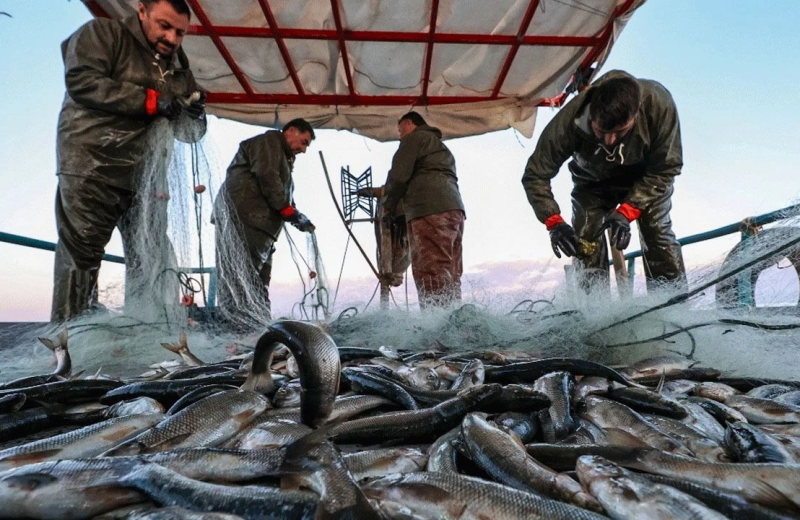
<box><xmin>51</xmin><ymin>0</ymin><xmax>206</xmax><ymax>322</ymax></box>
<box><xmin>522</xmin><ymin>70</ymin><xmax>686</xmax><ymax>292</ymax></box>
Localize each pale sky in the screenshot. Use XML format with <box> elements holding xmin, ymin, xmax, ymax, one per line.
<box><xmin>1</xmin><ymin>1</ymin><xmax>799</xmax><ymax>321</ymax></box>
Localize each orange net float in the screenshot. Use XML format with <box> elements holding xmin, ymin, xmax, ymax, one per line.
<box><xmin>194</xmin><ymin>184</ymin><xmax>206</xmax><ymax>194</ymax></box>
<box><xmin>181</xmin><ymin>294</ymin><xmax>194</xmax><ymax>306</ymax></box>
<box><xmin>309</xmin><ymin>271</ymin><xmax>317</xmax><ymax>279</ymax></box>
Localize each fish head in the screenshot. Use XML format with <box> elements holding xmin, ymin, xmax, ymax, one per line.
<box><xmin>576</xmin><ymin>455</ymin><xmax>626</xmax><ymax>483</ymax></box>
<box><xmin>407</xmin><ymin>367</ymin><xmax>440</xmax><ymax>390</ymax></box>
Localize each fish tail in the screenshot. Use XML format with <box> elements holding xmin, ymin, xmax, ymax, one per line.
<box><xmin>161</xmin><ymin>342</ymin><xmax>182</xmax><ymax>354</ymax></box>
<box><xmin>240</xmin><ymin>371</ymin><xmax>275</xmax><ymax>393</ymax></box>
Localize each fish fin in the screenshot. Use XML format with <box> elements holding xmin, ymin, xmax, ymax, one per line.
<box><xmin>179</xmin><ymin>332</ymin><xmax>188</xmax><ymax>350</ymax></box>
<box><xmin>240</xmin><ymin>371</ymin><xmax>275</xmax><ymax>394</ymax></box>
<box><xmin>161</xmin><ymin>342</ymin><xmax>181</xmax><ymax>354</ymax></box>
<box><xmin>68</xmin><ymin>370</ymin><xmax>85</xmax><ymax>380</ymax></box>
<box><xmin>655</xmin><ymin>372</ymin><xmax>666</xmax><ymax>394</ymax></box>
<box><xmin>58</xmin><ymin>329</ymin><xmax>69</xmax><ymax>350</ymax></box>
<box><xmin>37</xmin><ymin>336</ymin><xmax>57</xmax><ymax>351</ymax></box>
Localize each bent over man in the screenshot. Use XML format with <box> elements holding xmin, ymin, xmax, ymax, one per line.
<box><xmin>213</xmin><ymin>119</ymin><xmax>315</xmax><ymax>328</ymax></box>
<box><xmin>52</xmin><ymin>0</ymin><xmax>206</xmax><ymax>322</ymax></box>
<box><xmin>522</xmin><ymin>70</ymin><xmax>686</xmax><ymax>292</ymax></box>
<box><xmin>382</xmin><ymin>111</ymin><xmax>466</xmax><ymax>308</ymax></box>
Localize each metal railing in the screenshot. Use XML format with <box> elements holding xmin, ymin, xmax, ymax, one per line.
<box><xmin>0</xmin><ymin>231</ymin><xmax>217</xmax><ymax>307</ymax></box>
<box><xmin>620</xmin><ymin>203</ymin><xmax>800</xmax><ymax>305</ymax></box>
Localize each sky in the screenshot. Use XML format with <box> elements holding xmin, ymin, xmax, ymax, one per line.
<box><xmin>1</xmin><ymin>0</ymin><xmax>800</xmax><ymax>321</ymax></box>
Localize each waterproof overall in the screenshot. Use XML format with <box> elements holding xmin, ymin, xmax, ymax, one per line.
<box><xmin>52</xmin><ymin>15</ymin><xmax>205</xmax><ymax>322</ymax></box>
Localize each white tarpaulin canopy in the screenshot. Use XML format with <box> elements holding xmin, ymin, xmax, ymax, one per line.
<box><xmin>83</xmin><ymin>0</ymin><xmax>645</xmax><ymax>140</ymax></box>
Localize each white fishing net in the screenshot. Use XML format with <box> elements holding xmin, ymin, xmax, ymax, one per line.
<box><xmin>2</xmin><ymin>129</ymin><xmax>800</xmax><ymax>383</ymax></box>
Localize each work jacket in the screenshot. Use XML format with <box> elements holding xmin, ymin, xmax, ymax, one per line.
<box><xmin>217</xmin><ymin>131</ymin><xmax>295</xmax><ymax>241</ymax></box>
<box><xmin>57</xmin><ymin>15</ymin><xmax>206</xmax><ymax>191</ymax></box>
<box><xmin>522</xmin><ymin>70</ymin><xmax>683</xmax><ymax>223</ymax></box>
<box><xmin>383</xmin><ymin>124</ymin><xmax>465</xmax><ymax>222</ymax></box>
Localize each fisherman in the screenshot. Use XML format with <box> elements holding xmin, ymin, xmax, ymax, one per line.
<box><xmin>382</xmin><ymin>111</ymin><xmax>466</xmax><ymax>308</ymax></box>
<box><xmin>213</xmin><ymin>119</ymin><xmax>316</xmax><ymax>327</ymax></box>
<box><xmin>522</xmin><ymin>70</ymin><xmax>686</xmax><ymax>292</ymax></box>
<box><xmin>51</xmin><ymin>0</ymin><xmax>206</xmax><ymax>322</ymax></box>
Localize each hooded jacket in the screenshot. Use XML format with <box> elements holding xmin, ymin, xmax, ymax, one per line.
<box><xmin>216</xmin><ymin>131</ymin><xmax>295</xmax><ymax>241</ymax></box>
<box><xmin>522</xmin><ymin>70</ymin><xmax>683</xmax><ymax>223</ymax></box>
<box><xmin>57</xmin><ymin>15</ymin><xmax>206</xmax><ymax>191</ymax></box>
<box><xmin>383</xmin><ymin>124</ymin><xmax>465</xmax><ymax>222</ymax></box>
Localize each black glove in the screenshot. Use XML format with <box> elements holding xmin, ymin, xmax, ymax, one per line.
<box><xmin>156</xmin><ymin>94</ymin><xmax>183</xmax><ymax>120</ymax></box>
<box><xmin>184</xmin><ymin>91</ymin><xmax>206</xmax><ymax>120</ymax></box>
<box><xmin>600</xmin><ymin>210</ymin><xmax>632</xmax><ymax>250</ymax></box>
<box><xmin>549</xmin><ymin>222</ymin><xmax>578</xmax><ymax>258</ymax></box>
<box><xmin>290</xmin><ymin>211</ymin><xmax>315</xmax><ymax>233</ymax></box>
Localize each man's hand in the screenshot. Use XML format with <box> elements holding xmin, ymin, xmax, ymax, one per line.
<box><xmin>549</xmin><ymin>222</ymin><xmax>578</xmax><ymax>258</ymax></box>
<box><xmin>291</xmin><ymin>211</ymin><xmax>315</xmax><ymax>233</ymax></box>
<box><xmin>600</xmin><ymin>210</ymin><xmax>632</xmax><ymax>250</ymax></box>
<box><xmin>184</xmin><ymin>91</ymin><xmax>206</xmax><ymax>120</ymax></box>
<box><xmin>156</xmin><ymin>94</ymin><xmax>183</xmax><ymax>120</ymax></box>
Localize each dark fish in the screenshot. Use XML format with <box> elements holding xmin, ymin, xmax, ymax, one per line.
<box><xmin>119</xmin><ymin>463</ymin><xmax>318</xmax><ymax>520</ymax></box>
<box><xmin>716</xmin><ymin>377</ymin><xmax>800</xmax><ymax>392</ymax></box>
<box><xmin>486</xmin><ymin>357</ymin><xmax>642</xmax><ymax>387</ymax></box>
<box><xmin>686</xmin><ymin>396</ymin><xmax>747</xmax><ymax>424</ymax></box>
<box><xmin>724</xmin><ymin>421</ymin><xmax>796</xmax><ymax>463</ymax></box>
<box><xmin>0</xmin><ymin>393</ymin><xmax>26</xmax><ymax>414</ymax></box>
<box><xmin>241</xmin><ymin>320</ymin><xmax>340</xmax><ymax>427</ymax></box>
<box><xmin>0</xmin><ymin>380</ymin><xmax>123</xmax><ymax>404</ymax></box>
<box><xmin>342</xmin><ymin>367</ymin><xmax>419</xmax><ymax>410</ymax></box>
<box><xmin>100</xmin><ymin>376</ymin><xmax>246</xmax><ymax>407</ymax></box>
<box><xmin>610</xmin><ymin>387</ymin><xmax>688</xmax><ymax>418</ymax></box>
<box><xmin>450</xmin><ymin>359</ymin><xmax>485</xmax><ymax>390</ymax></box>
<box><xmin>495</xmin><ymin>412</ymin><xmax>538</xmax><ymax>443</ymax></box>
<box><xmin>328</xmin><ymin>384</ymin><xmax>502</xmax><ymax>444</ymax></box>
<box><xmin>533</xmin><ymin>372</ymin><xmax>576</xmax><ymax>442</ymax></box>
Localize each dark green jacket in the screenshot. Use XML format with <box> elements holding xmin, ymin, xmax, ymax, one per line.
<box><xmin>383</xmin><ymin>124</ymin><xmax>465</xmax><ymax>222</ymax></box>
<box><xmin>57</xmin><ymin>15</ymin><xmax>206</xmax><ymax>191</ymax></box>
<box><xmin>522</xmin><ymin>70</ymin><xmax>683</xmax><ymax>223</ymax></box>
<box><xmin>217</xmin><ymin>131</ymin><xmax>295</xmax><ymax>241</ymax></box>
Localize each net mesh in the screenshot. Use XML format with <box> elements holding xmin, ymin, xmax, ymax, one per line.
<box><xmin>2</xmin><ymin>132</ymin><xmax>800</xmax><ymax>383</ymax></box>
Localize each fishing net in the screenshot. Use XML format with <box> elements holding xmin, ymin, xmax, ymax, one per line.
<box><xmin>2</xmin><ymin>125</ymin><xmax>800</xmax><ymax>383</ymax></box>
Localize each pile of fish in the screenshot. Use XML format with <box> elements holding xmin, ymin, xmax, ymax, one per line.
<box><xmin>1</xmin><ymin>321</ymin><xmax>800</xmax><ymax>519</ymax></box>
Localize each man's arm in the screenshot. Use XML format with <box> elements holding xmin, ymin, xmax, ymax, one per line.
<box><xmin>625</xmin><ymin>93</ymin><xmax>683</xmax><ymax>209</ymax></box>
<box><xmin>382</xmin><ymin>134</ymin><xmax>422</xmax><ymax>215</ymax></box>
<box><xmin>63</xmin><ymin>20</ymin><xmax>151</xmax><ymax>117</ymax></box>
<box><xmin>521</xmin><ymin>108</ymin><xmax>577</xmax><ymax>223</ymax></box>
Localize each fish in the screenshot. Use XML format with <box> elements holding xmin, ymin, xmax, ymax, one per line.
<box><xmin>100</xmin><ymin>376</ymin><xmax>247</xmax><ymax>407</ymax></box>
<box><xmin>134</xmin><ymin>447</ymin><xmax>288</xmax><ymax>482</ymax></box>
<box><xmin>486</xmin><ymin>357</ymin><xmax>642</xmax><ymax>387</ymax></box>
<box><xmin>426</xmin><ymin>427</ymin><xmax>460</xmax><ymax>473</ymax></box>
<box><xmin>0</xmin><ymin>393</ymin><xmax>26</xmax><ymax>414</ymax></box>
<box><xmin>686</xmin><ymin>396</ymin><xmax>748</xmax><ymax>424</ymax></box>
<box><xmin>166</xmin><ymin>386</ymin><xmax>237</xmax><ymax>416</ymax></box>
<box><xmin>582</xmin><ymin>396</ymin><xmax>692</xmax><ymax>455</ymax></box>
<box><xmin>343</xmin><ymin>446</ymin><xmax>428</xmax><ymax>480</ymax></box>
<box><xmin>746</xmin><ymin>384</ymin><xmax>796</xmax><ymax>399</ymax></box>
<box><xmin>241</xmin><ymin>321</ymin><xmax>340</xmax><ymax>428</ymax></box>
<box><xmin>161</xmin><ymin>333</ymin><xmax>204</xmax><ymax>367</ymax></box>
<box><xmin>0</xmin><ymin>414</ymin><xmax>163</xmax><ymax>470</ymax></box>
<box><xmin>118</xmin><ymin>462</ymin><xmax>318</xmax><ymax>520</ymax></box>
<box><xmin>328</xmin><ymin>384</ymin><xmax>502</xmax><ymax>444</ymax></box>
<box><xmin>494</xmin><ymin>411</ymin><xmax>538</xmax><ymax>443</ymax></box>
<box><xmin>37</xmin><ymin>329</ymin><xmax>71</xmax><ymax>377</ymax></box>
<box><xmin>610</xmin><ymin>387</ymin><xmax>688</xmax><ymax>419</ymax></box>
<box><xmin>775</xmin><ymin>390</ymin><xmax>800</xmax><ymax>406</ymax></box>
<box><xmin>0</xmin><ymin>379</ymin><xmax>123</xmax><ymax>403</ymax></box>
<box><xmin>459</xmin><ymin>412</ymin><xmax>602</xmax><ymax>512</ymax></box>
<box><xmin>106</xmin><ymin>390</ymin><xmax>269</xmax><ymax>455</ymax></box>
<box><xmin>118</xmin><ymin>505</ymin><xmax>245</xmax><ymax>519</ymax></box>
<box><xmin>533</xmin><ymin>371</ymin><xmax>576</xmax><ymax>442</ymax></box>
<box><xmin>272</xmin><ymin>380</ymin><xmax>302</xmax><ymax>408</ymax></box>
<box><xmin>724</xmin><ymin>421</ymin><xmax>796</xmax><ymax>463</ymax></box>
<box><xmin>724</xmin><ymin>395</ymin><xmax>800</xmax><ymax>424</ymax></box>
<box><xmin>227</xmin><ymin>419</ymin><xmax>312</xmax><ymax>450</ymax></box>
<box><xmin>362</xmin><ymin>471</ymin><xmax>608</xmax><ymax>519</ymax></box>
<box><xmin>620</xmin><ymin>355</ymin><xmax>695</xmax><ymax>380</ymax></box>
<box><xmin>693</xmin><ymin>382</ymin><xmax>740</xmax><ymax>402</ymax></box>
<box><xmin>643</xmin><ymin>413</ymin><xmax>729</xmax><ymax>463</ymax></box>
<box><xmin>681</xmin><ymin>402</ymin><xmax>727</xmax><ymax>443</ymax></box>
<box><xmin>341</xmin><ymin>367</ymin><xmax>419</xmax><ymax>410</ymax></box>
<box><xmin>449</xmin><ymin>359</ymin><xmax>485</xmax><ymax>390</ymax></box>
<box><xmin>106</xmin><ymin>397</ymin><xmax>167</xmax><ymax>417</ymax></box>
<box><xmin>576</xmin><ymin>455</ymin><xmax>730</xmax><ymax>519</ymax></box>
<box><xmin>0</xmin><ymin>458</ymin><xmax>144</xmax><ymax>519</ymax></box>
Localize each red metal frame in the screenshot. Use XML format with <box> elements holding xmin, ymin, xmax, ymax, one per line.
<box><xmin>83</xmin><ymin>0</ymin><xmax>637</xmax><ymax>108</ymax></box>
